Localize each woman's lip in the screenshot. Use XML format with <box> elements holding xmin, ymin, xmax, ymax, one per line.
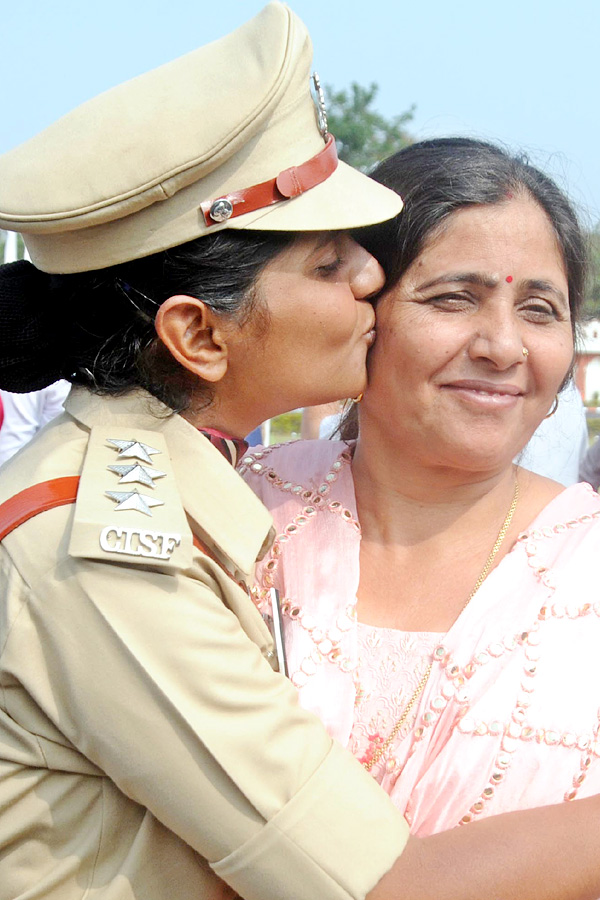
<box><xmin>442</xmin><ymin>380</ymin><xmax>523</xmax><ymax>396</ymax></box>
<box><xmin>440</xmin><ymin>380</ymin><xmax>524</xmax><ymax>409</ymax></box>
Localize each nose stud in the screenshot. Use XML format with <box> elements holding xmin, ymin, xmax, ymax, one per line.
<box><xmin>522</xmin><ymin>347</ymin><xmax>529</xmax><ymax>358</ymax></box>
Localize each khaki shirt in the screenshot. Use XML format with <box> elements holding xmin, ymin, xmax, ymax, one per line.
<box><xmin>0</xmin><ymin>388</ymin><xmax>408</xmax><ymax>900</ymax></box>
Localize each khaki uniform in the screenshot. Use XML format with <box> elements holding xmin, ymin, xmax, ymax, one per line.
<box><xmin>0</xmin><ymin>387</ymin><xmax>408</xmax><ymax>900</ymax></box>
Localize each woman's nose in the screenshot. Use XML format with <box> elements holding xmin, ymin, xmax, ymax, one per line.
<box><xmin>468</xmin><ymin>307</ymin><xmax>525</xmax><ymax>369</ymax></box>
<box><xmin>348</xmin><ymin>241</ymin><xmax>386</xmax><ymax>299</ymax></box>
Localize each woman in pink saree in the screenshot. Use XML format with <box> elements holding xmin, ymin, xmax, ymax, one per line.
<box><xmin>241</xmin><ymin>138</ymin><xmax>600</xmax><ymax>837</ymax></box>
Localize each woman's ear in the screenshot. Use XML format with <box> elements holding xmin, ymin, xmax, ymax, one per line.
<box><xmin>155</xmin><ymin>295</ymin><xmax>229</xmax><ymax>383</ymax></box>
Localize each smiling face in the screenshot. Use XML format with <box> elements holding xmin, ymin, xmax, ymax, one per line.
<box><xmin>219</xmin><ymin>232</ymin><xmax>384</xmax><ymax>431</ymax></box>
<box><xmin>362</xmin><ymin>195</ymin><xmax>574</xmax><ymax>474</ymax></box>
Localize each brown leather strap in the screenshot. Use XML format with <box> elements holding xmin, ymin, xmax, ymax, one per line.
<box><xmin>200</xmin><ymin>134</ymin><xmax>338</xmax><ymax>227</ymax></box>
<box><xmin>0</xmin><ymin>476</ymin><xmax>80</xmax><ymax>541</ymax></box>
<box><xmin>0</xmin><ymin>476</ymin><xmax>246</xmax><ymax>590</ymax></box>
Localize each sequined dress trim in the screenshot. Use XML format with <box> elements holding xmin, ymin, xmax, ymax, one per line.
<box><xmin>240</xmin><ymin>440</ymin><xmax>600</xmax><ymax>837</ymax></box>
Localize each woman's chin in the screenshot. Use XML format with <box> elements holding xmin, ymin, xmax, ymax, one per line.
<box><xmin>421</xmin><ymin>436</ymin><xmax>525</xmax><ymax>476</ymax></box>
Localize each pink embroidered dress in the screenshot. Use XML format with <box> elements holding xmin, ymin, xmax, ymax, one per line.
<box><xmin>240</xmin><ymin>439</ymin><xmax>600</xmax><ymax>836</ymax></box>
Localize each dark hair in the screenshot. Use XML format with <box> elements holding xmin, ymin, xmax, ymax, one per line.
<box><xmin>0</xmin><ymin>229</ymin><xmax>295</xmax><ymax>412</ymax></box>
<box><xmin>339</xmin><ymin>137</ymin><xmax>587</xmax><ymax>440</ymax></box>
<box><xmin>361</xmin><ymin>138</ymin><xmax>586</xmax><ymax>322</ymax></box>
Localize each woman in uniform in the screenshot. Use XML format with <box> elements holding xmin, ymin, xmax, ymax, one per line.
<box><xmin>1</xmin><ymin>5</ymin><xmax>600</xmax><ymax>900</ymax></box>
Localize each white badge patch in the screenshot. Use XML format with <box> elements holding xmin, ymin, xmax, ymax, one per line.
<box><xmin>99</xmin><ymin>526</ymin><xmax>182</xmax><ymax>560</ymax></box>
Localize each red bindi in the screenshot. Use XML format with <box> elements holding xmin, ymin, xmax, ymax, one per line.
<box><xmin>505</xmin><ymin>275</ymin><xmax>513</xmax><ymax>283</ymax></box>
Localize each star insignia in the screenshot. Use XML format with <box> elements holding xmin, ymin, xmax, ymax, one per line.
<box><xmin>107</xmin><ymin>463</ymin><xmax>166</xmax><ymax>488</ymax></box>
<box><xmin>107</xmin><ymin>439</ymin><xmax>161</xmax><ymax>465</ymax></box>
<box><xmin>105</xmin><ymin>489</ymin><xmax>165</xmax><ymax>517</ymax></box>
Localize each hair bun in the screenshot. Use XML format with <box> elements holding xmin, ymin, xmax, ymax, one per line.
<box><xmin>0</xmin><ymin>260</ymin><xmax>67</xmax><ymax>392</ymax></box>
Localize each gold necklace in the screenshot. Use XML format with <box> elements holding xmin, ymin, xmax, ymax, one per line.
<box><xmin>362</xmin><ymin>478</ymin><xmax>520</xmax><ymax>773</ymax></box>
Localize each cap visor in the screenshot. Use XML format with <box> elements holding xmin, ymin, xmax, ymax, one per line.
<box><xmin>227</xmin><ymin>159</ymin><xmax>403</xmax><ymax>233</ymax></box>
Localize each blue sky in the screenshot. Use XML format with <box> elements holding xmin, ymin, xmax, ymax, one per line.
<box><xmin>2</xmin><ymin>1</ymin><xmax>599</xmax><ymax>224</ymax></box>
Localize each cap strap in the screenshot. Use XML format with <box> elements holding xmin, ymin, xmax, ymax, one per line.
<box><xmin>201</xmin><ymin>134</ymin><xmax>338</xmax><ymax>227</ymax></box>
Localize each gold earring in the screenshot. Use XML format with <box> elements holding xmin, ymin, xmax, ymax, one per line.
<box><xmin>522</xmin><ymin>347</ymin><xmax>529</xmax><ymax>358</ymax></box>
<box><xmin>352</xmin><ymin>392</ymin><xmax>363</xmax><ymax>403</ymax></box>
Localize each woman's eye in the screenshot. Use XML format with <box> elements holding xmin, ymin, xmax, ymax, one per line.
<box><xmin>316</xmin><ymin>255</ymin><xmax>343</xmax><ymax>277</ymax></box>
<box><xmin>425</xmin><ymin>292</ymin><xmax>474</xmax><ymax>310</ymax></box>
<box><xmin>520</xmin><ymin>300</ymin><xmax>561</xmax><ymax>321</ymax></box>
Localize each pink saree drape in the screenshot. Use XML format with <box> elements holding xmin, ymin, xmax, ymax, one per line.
<box><xmin>241</xmin><ymin>439</ymin><xmax>600</xmax><ymax>835</ymax></box>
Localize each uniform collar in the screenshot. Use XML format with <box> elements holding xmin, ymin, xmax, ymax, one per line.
<box><xmin>199</xmin><ymin>428</ymin><xmax>249</xmax><ymax>468</ymax></box>
<box><xmin>65</xmin><ymin>387</ymin><xmax>273</xmax><ymax>577</ymax></box>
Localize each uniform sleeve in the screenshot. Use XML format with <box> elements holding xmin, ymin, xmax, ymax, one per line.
<box><xmin>0</xmin><ymin>529</ymin><xmax>408</xmax><ymax>900</ymax></box>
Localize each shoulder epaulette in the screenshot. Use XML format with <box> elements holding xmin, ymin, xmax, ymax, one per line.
<box><xmin>0</xmin><ymin>470</ymin><xmax>246</xmax><ymax>588</ymax></box>
<box><xmin>69</xmin><ymin>425</ymin><xmax>194</xmax><ymax>572</ymax></box>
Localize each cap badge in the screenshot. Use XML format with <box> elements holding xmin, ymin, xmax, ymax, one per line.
<box><xmin>311</xmin><ymin>72</ymin><xmax>328</xmax><ymax>141</ymax></box>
